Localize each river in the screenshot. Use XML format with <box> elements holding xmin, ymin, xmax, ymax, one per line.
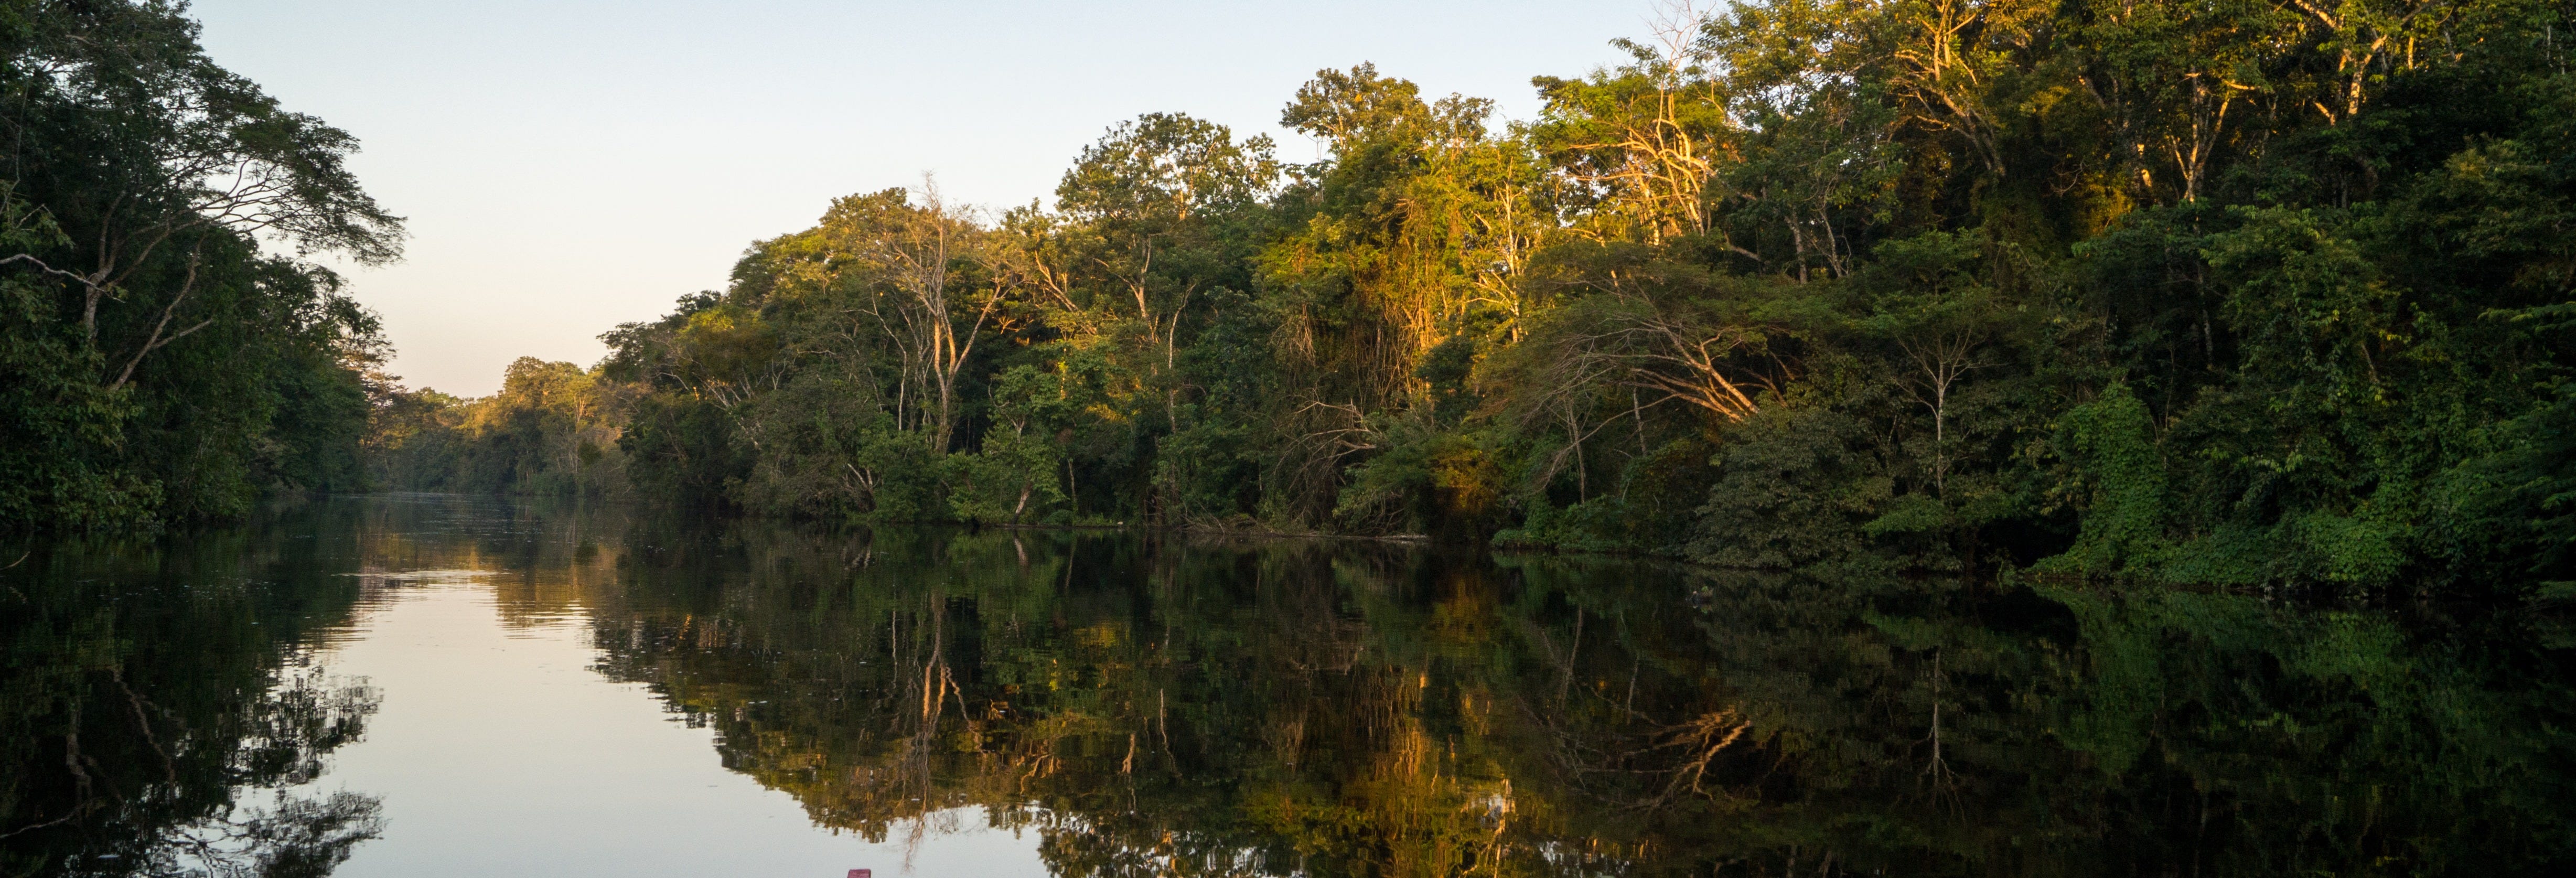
<box><xmin>4</xmin><ymin>494</ymin><xmax>2571</xmax><ymax>876</ymax></box>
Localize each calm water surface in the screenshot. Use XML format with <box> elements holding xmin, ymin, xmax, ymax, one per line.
<box><xmin>5</xmin><ymin>495</ymin><xmax>2572</xmax><ymax>876</ymax></box>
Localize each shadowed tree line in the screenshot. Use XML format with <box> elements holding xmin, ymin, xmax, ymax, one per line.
<box><xmin>375</xmin><ymin>0</ymin><xmax>2576</xmax><ymax>598</ymax></box>
<box><xmin>1</xmin><ymin>0</ymin><xmax>404</xmax><ymax>532</ymax></box>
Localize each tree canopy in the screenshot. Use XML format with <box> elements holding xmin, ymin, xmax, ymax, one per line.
<box><xmin>56</xmin><ymin>0</ymin><xmax>2558</xmax><ymax>599</ymax></box>
<box><xmin>2</xmin><ymin>0</ymin><xmax>403</xmax><ymax>530</ymax></box>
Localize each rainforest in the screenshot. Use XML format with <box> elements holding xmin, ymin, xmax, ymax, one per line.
<box><xmin>344</xmin><ymin>1</ymin><xmax>2576</xmax><ymax>598</ymax></box>
<box><xmin>6</xmin><ymin>0</ymin><xmax>2576</xmax><ymax>875</ymax></box>
<box><xmin>6</xmin><ymin>0</ymin><xmax>2574</xmax><ymax>595</ymax></box>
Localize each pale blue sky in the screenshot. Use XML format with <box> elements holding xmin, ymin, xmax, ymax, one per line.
<box><xmin>191</xmin><ymin>1</ymin><xmax>1649</xmax><ymax>395</ymax></box>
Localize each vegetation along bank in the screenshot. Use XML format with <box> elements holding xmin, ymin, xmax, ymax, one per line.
<box><xmin>12</xmin><ymin>0</ymin><xmax>2576</xmax><ymax>599</ymax></box>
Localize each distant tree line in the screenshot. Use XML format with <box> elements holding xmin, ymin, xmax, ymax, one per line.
<box><xmin>2</xmin><ymin>0</ymin><xmax>402</xmax><ymax>530</ymax></box>
<box><xmin>368</xmin><ymin>356</ymin><xmax>626</xmax><ymax>497</ymax></box>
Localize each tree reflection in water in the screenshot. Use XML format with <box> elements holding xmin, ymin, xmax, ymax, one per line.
<box><xmin>571</xmin><ymin>512</ymin><xmax>2576</xmax><ymax>877</ymax></box>
<box><xmin>5</xmin><ymin>496</ymin><xmax>2573</xmax><ymax>877</ymax></box>
<box><xmin>2</xmin><ymin>507</ymin><xmax>382</xmax><ymax>878</ymax></box>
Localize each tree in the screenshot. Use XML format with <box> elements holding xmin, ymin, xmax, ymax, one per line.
<box><xmin>2</xmin><ymin>0</ymin><xmax>401</xmax><ymax>385</ymax></box>
<box><xmin>2</xmin><ymin>0</ymin><xmax>399</xmax><ymax>529</ymax></box>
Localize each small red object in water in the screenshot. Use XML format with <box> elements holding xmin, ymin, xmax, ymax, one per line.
<box><xmin>847</xmin><ymin>871</ymin><xmax>871</xmax><ymax>878</ymax></box>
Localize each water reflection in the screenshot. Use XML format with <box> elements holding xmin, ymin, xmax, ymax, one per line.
<box><xmin>6</xmin><ymin>495</ymin><xmax>2574</xmax><ymax>876</ymax></box>
<box><xmin>582</xmin><ymin>523</ymin><xmax>2576</xmax><ymax>876</ymax></box>
<box><xmin>1</xmin><ymin>507</ymin><xmax>382</xmax><ymax>877</ymax></box>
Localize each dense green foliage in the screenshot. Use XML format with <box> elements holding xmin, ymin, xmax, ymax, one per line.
<box><xmin>391</xmin><ymin>0</ymin><xmax>2573</xmax><ymax>597</ymax></box>
<box><xmin>9</xmin><ymin>2</ymin><xmax>2573</xmax><ymax>871</ymax></box>
<box><xmin>366</xmin><ymin>357</ymin><xmax>625</xmax><ymax>497</ymax></box>
<box><xmin>1</xmin><ymin>0</ymin><xmax>402</xmax><ymax>532</ymax></box>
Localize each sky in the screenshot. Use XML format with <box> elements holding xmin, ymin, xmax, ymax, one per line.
<box><xmin>189</xmin><ymin>1</ymin><xmax>1650</xmax><ymax>396</ymax></box>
